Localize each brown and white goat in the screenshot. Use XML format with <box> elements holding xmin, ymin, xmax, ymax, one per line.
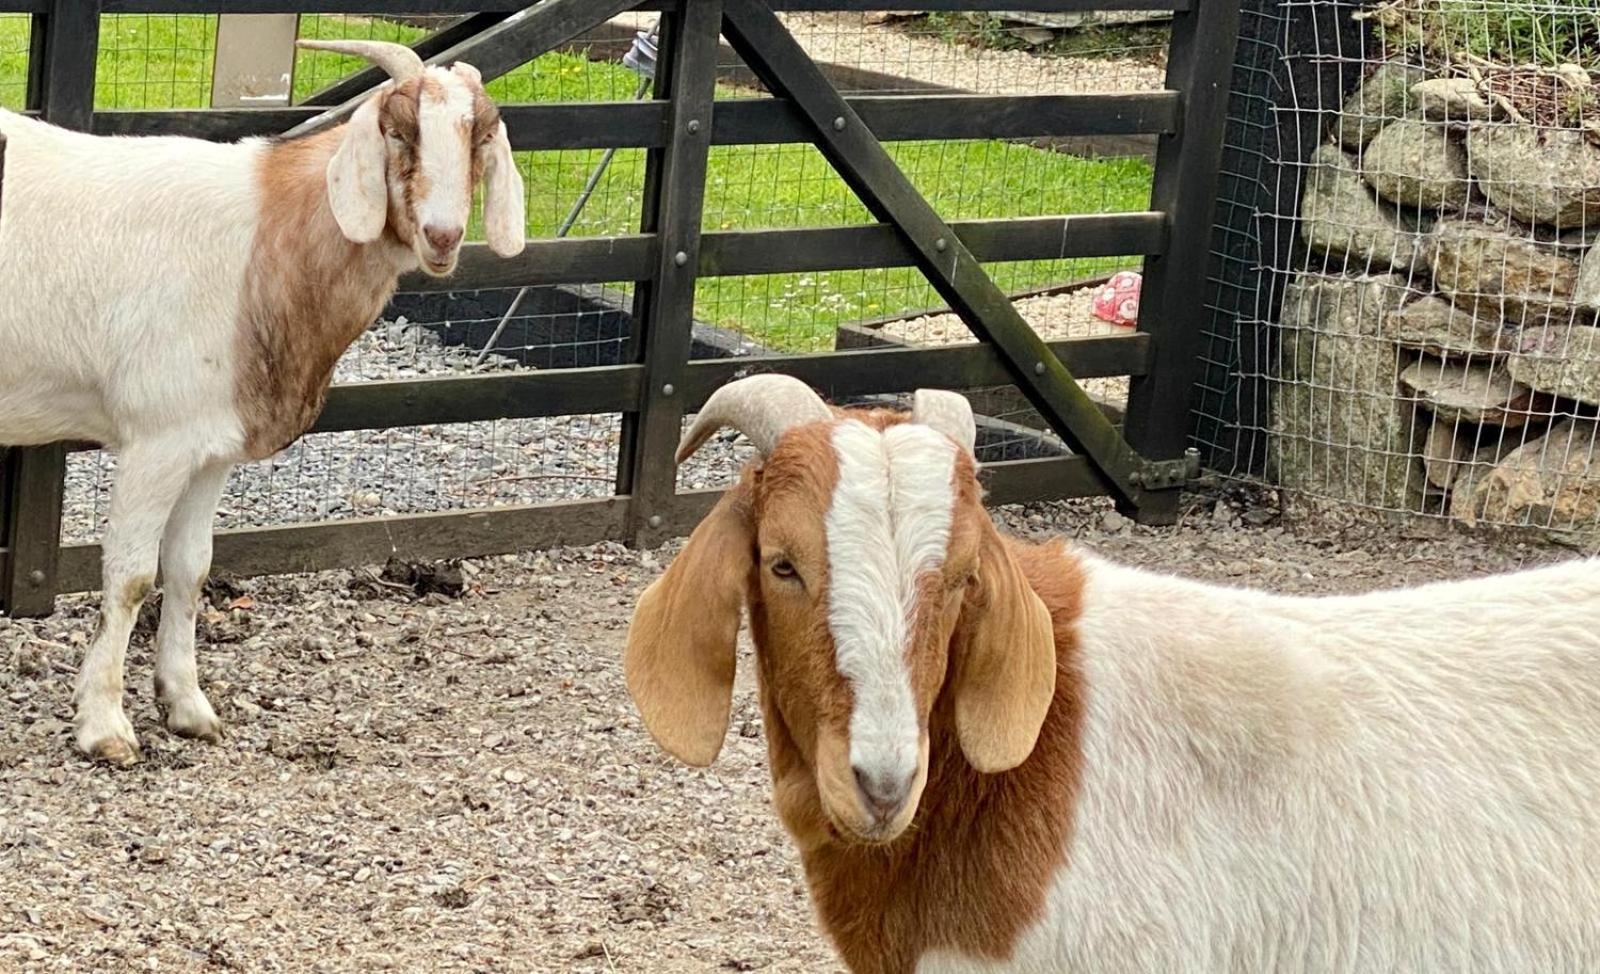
<box><xmin>626</xmin><ymin>374</ymin><xmax>1600</xmax><ymax>974</ymax></box>
<box><xmin>0</xmin><ymin>40</ymin><xmax>524</xmax><ymax>764</ymax></box>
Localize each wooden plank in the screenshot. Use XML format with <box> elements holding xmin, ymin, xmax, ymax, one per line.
<box><xmin>980</xmin><ymin>455</ymin><xmax>1103</xmax><ymax>505</ymax></box>
<box><xmin>0</xmin><ymin>445</ymin><xmax>66</xmax><ymax>616</ymax></box>
<box><xmin>56</xmin><ymin>496</ymin><xmax>633</xmax><ymax>592</ymax></box>
<box><xmin>715</xmin><ymin>92</ymin><xmax>1179</xmax><ymax>144</ymax></box>
<box><xmin>398</xmin><ymin>235</ymin><xmax>654</xmax><ymax>292</ymax></box>
<box><xmin>682</xmin><ymin>334</ymin><xmax>1150</xmax><ymax>406</ymax></box>
<box><xmin>502</xmin><ymin>102</ymin><xmax>668</xmax><ymax>150</ymax></box>
<box><xmin>97</xmin><ymin>92</ymin><xmax>1175</xmax><ymax>148</ymax></box>
<box><xmin>721</xmin><ymin>0</ymin><xmax>1141</xmax><ymax>504</ymax></box>
<box><xmin>24</xmin><ymin>13</ymin><xmax>45</xmax><ymax>109</ymax></box>
<box><xmin>615</xmin><ymin>0</ymin><xmax>722</xmax><ymax>545</ymax></box>
<box><xmin>397</xmin><ymin>213</ymin><xmax>1160</xmax><ymax>295</ymax></box>
<box><xmin>699</xmin><ymin>214</ymin><xmax>1165</xmax><ymax>276</ymax></box>
<box><xmin>94</xmin><ymin>108</ymin><xmax>322</xmax><ymax>140</ymax></box>
<box><xmin>651</xmin><ymin>454</ymin><xmax>1101</xmax><ymax>540</ymax></box>
<box><xmin>39</xmin><ymin>0</ymin><xmax>97</xmax><ymax>131</ymax></box>
<box><xmin>311</xmin><ymin>365</ymin><xmax>642</xmax><ymax>434</ymax></box>
<box><xmin>1121</xmin><ymin>0</ymin><xmax>1243</xmax><ymax>522</ymax></box>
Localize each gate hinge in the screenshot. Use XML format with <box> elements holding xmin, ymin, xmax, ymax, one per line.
<box><xmin>1127</xmin><ymin>447</ymin><xmax>1201</xmax><ymax>491</ymax></box>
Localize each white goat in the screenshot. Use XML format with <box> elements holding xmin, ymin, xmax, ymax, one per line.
<box><xmin>0</xmin><ymin>40</ymin><xmax>525</xmax><ymax>764</ymax></box>
<box><xmin>626</xmin><ymin>374</ymin><xmax>1600</xmax><ymax>974</ymax></box>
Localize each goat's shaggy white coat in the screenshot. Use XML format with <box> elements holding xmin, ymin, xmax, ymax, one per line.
<box><xmin>923</xmin><ymin>552</ymin><xmax>1600</xmax><ymax>973</ymax></box>
<box><xmin>0</xmin><ymin>115</ymin><xmax>259</xmax><ymax>452</ymax></box>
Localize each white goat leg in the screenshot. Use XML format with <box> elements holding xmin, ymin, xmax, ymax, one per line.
<box><xmin>154</xmin><ymin>460</ymin><xmax>231</xmax><ymax>742</ymax></box>
<box><xmin>74</xmin><ymin>441</ymin><xmax>198</xmax><ymax>764</ymax></box>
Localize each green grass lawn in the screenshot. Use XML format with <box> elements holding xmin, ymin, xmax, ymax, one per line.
<box><xmin>0</xmin><ymin>13</ymin><xmax>1152</xmax><ymax>350</ymax></box>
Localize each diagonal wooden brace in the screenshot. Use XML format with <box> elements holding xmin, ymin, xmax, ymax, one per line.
<box><xmin>719</xmin><ymin>0</ymin><xmax>1154</xmax><ymax>508</ymax></box>
<box><xmin>301</xmin><ymin>12</ymin><xmax>513</xmax><ymax>108</ymax></box>
<box><xmin>286</xmin><ymin>0</ymin><xmax>640</xmax><ymax>138</ymax></box>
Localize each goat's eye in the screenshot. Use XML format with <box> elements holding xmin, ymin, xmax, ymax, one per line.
<box><xmin>770</xmin><ymin>560</ymin><xmax>798</xmax><ymax>580</ymax></box>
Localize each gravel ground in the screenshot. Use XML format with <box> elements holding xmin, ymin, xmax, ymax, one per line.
<box><xmin>0</xmin><ymin>483</ymin><xmax>1580</xmax><ymax>973</ymax></box>
<box><xmin>610</xmin><ymin>10</ymin><xmax>1166</xmax><ymax>95</ymax></box>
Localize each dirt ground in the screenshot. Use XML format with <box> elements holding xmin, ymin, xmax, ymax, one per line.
<box><xmin>0</xmin><ymin>485</ymin><xmax>1580</xmax><ymax>973</ymax></box>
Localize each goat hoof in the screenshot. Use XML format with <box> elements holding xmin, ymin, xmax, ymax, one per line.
<box><xmin>163</xmin><ymin>693</ymin><xmax>224</xmax><ymax>744</ymax></box>
<box><xmin>91</xmin><ymin>737</ymin><xmax>143</xmax><ymax>767</ymax></box>
<box><xmin>76</xmin><ymin>717</ymin><xmax>142</xmax><ymax>767</ymax></box>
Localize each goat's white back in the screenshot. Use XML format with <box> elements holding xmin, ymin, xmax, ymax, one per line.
<box><xmin>922</xmin><ymin>554</ymin><xmax>1600</xmax><ymax>973</ymax></box>
<box><xmin>0</xmin><ymin>109</ymin><xmax>257</xmax><ymax>453</ymax></box>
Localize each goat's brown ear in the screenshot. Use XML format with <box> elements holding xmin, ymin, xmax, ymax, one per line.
<box><xmin>624</xmin><ymin>485</ymin><xmax>754</xmax><ymax>767</ymax></box>
<box><xmin>951</xmin><ymin>523</ymin><xmax>1056</xmax><ymax>773</ymax></box>
<box><xmin>326</xmin><ymin>92</ymin><xmax>389</xmax><ymax>243</ymax></box>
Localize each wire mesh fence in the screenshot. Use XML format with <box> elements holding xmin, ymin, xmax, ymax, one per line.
<box><xmin>4</xmin><ymin>8</ymin><xmax>1171</xmax><ymax>539</ymax></box>
<box><xmin>1199</xmin><ymin>0</ymin><xmax>1600</xmax><ymax>541</ymax></box>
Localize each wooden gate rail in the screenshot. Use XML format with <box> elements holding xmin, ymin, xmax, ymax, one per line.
<box><xmin>0</xmin><ymin>0</ymin><xmax>1238</xmax><ymax>613</ymax></box>
<box><xmin>87</xmin><ymin>91</ymin><xmax>1180</xmax><ymax>144</ymax></box>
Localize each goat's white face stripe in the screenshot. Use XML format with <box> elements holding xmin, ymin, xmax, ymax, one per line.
<box><xmin>826</xmin><ymin>420</ymin><xmax>957</xmax><ymax>784</ymax></box>
<box><xmin>414</xmin><ymin>71</ymin><xmax>477</xmax><ymax>238</ymax></box>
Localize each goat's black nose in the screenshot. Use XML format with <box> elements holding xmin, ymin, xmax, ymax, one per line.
<box><xmin>853</xmin><ymin>764</ymin><xmax>913</xmax><ymax>822</ymax></box>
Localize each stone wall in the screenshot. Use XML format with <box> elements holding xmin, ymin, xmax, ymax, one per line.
<box><xmin>1273</xmin><ymin>59</ymin><xmax>1600</xmax><ymax>533</ymax></box>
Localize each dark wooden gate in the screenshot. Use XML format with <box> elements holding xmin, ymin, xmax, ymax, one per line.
<box><xmin>0</xmin><ymin>0</ymin><xmax>1240</xmax><ymax>616</ymax></box>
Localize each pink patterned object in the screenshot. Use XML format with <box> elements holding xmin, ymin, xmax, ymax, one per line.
<box><xmin>1091</xmin><ymin>271</ymin><xmax>1142</xmax><ymax>327</ymax></box>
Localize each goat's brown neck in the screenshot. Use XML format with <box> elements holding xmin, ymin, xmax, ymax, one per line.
<box><xmin>759</xmin><ymin>541</ymin><xmax>1087</xmax><ymax>974</ymax></box>
<box><xmin>234</xmin><ymin>127</ymin><xmax>409</xmax><ymax>459</ymax></box>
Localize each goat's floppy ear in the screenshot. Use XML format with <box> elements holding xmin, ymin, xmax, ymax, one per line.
<box><xmin>950</xmin><ymin>522</ymin><xmax>1056</xmax><ymax>773</ymax></box>
<box><xmin>326</xmin><ymin>92</ymin><xmax>390</xmax><ymax>244</ymax></box>
<box><xmin>481</xmin><ymin>120</ymin><xmax>526</xmax><ymax>258</ymax></box>
<box><xmin>625</xmin><ymin>484</ymin><xmax>755</xmax><ymax>767</ymax></box>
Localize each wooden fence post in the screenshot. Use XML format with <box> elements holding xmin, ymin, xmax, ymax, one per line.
<box><xmin>1119</xmin><ymin>0</ymin><xmax>1244</xmax><ymax>523</ymax></box>
<box><xmin>1</xmin><ymin>0</ymin><xmax>99</xmax><ymax>617</ymax></box>
<box><xmin>615</xmin><ymin>0</ymin><xmax>723</xmax><ymax>546</ymax></box>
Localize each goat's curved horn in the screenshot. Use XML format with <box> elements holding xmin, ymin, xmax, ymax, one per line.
<box><xmin>677</xmin><ymin>375</ymin><xmax>833</xmax><ymax>464</ymax></box>
<box><xmin>296</xmin><ymin>39</ymin><xmax>425</xmax><ymax>82</ymax></box>
<box><xmin>912</xmin><ymin>389</ymin><xmax>977</xmax><ymax>457</ymax></box>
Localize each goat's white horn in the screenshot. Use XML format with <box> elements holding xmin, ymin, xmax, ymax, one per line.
<box><xmin>677</xmin><ymin>375</ymin><xmax>833</xmax><ymax>464</ymax></box>
<box><xmin>296</xmin><ymin>39</ymin><xmax>425</xmax><ymax>82</ymax></box>
<box><xmin>912</xmin><ymin>388</ymin><xmax>977</xmax><ymax>457</ymax></box>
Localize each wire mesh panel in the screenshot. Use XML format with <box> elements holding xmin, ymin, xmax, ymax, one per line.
<box><xmin>97</xmin><ymin>13</ymin><xmax>219</xmax><ymax>108</ymax></box>
<box><xmin>1200</xmin><ymin>0</ymin><xmax>1600</xmax><ymax>541</ymax></box>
